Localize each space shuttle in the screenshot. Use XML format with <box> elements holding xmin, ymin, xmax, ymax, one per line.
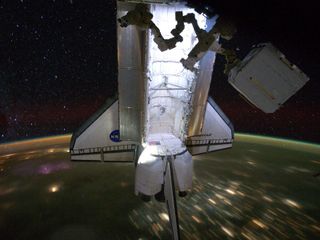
<box><xmin>69</xmin><ymin>1</ymin><xmax>309</xmax><ymax>239</ymax></box>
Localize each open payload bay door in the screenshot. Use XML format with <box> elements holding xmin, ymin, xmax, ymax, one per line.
<box><xmin>70</xmin><ymin>97</ymin><xmax>139</xmax><ymax>163</ymax></box>
<box><xmin>186</xmin><ymin>97</ymin><xmax>234</xmax><ymax>155</ymax></box>
<box><xmin>117</xmin><ymin>1</ymin><xmax>145</xmax><ymax>143</ymax></box>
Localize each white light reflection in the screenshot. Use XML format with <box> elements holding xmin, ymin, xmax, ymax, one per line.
<box><xmin>194</xmin><ymin>205</ymin><xmax>203</xmax><ymax>211</ymax></box>
<box><xmin>159</xmin><ymin>212</ymin><xmax>169</xmax><ymax>222</ymax></box>
<box><xmin>247</xmin><ymin>161</ymin><xmax>256</xmax><ymax>166</ymax></box>
<box><xmin>221</xmin><ymin>226</ymin><xmax>234</xmax><ymax>238</ymax></box>
<box><xmin>225</xmin><ymin>188</ymin><xmax>236</xmax><ymax>195</ymax></box>
<box><xmin>241</xmin><ymin>232</ymin><xmax>255</xmax><ymax>240</ymax></box>
<box><xmin>192</xmin><ymin>215</ymin><xmax>201</xmax><ymax>223</ymax></box>
<box><xmin>236</xmin><ymin>191</ymin><xmax>246</xmax><ymax>197</ymax></box>
<box><xmin>283</xmin><ymin>199</ymin><xmax>301</xmax><ymax>208</ymax></box>
<box><xmin>63</xmin><ymin>148</ymin><xmax>70</xmax><ymax>153</ymax></box>
<box><xmin>49</xmin><ymin>184</ymin><xmax>60</xmax><ymax>193</ymax></box>
<box><xmin>252</xmin><ymin>219</ymin><xmax>267</xmax><ymax>229</ymax></box>
<box><xmin>262</xmin><ymin>195</ymin><xmax>273</xmax><ymax>202</ymax></box>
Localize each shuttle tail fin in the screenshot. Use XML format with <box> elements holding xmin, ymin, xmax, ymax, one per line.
<box><xmin>164</xmin><ymin>157</ymin><xmax>180</xmax><ymax>240</ymax></box>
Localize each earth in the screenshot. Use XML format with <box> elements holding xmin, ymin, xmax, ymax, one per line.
<box><xmin>0</xmin><ymin>134</ymin><xmax>319</xmax><ymax>240</ymax></box>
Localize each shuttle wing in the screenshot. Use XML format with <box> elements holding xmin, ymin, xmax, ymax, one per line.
<box><xmin>186</xmin><ymin>97</ymin><xmax>234</xmax><ymax>155</ymax></box>
<box><xmin>70</xmin><ymin>2</ymin><xmax>147</xmax><ymax>163</ymax></box>
<box><xmin>70</xmin><ymin>97</ymin><xmax>139</xmax><ymax>163</ymax></box>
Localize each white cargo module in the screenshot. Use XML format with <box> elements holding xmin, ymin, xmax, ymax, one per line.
<box><xmin>228</xmin><ymin>43</ymin><xmax>309</xmax><ymax>113</ymax></box>
<box><xmin>69</xmin><ymin>1</ymin><xmax>308</xmax><ymax>239</ymax></box>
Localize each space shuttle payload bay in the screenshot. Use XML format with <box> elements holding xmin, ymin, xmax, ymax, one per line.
<box><xmin>69</xmin><ymin>1</ymin><xmax>309</xmax><ymax>239</ymax></box>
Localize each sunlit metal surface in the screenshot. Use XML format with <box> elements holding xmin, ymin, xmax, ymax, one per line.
<box><xmin>187</xmin><ymin>46</ymin><xmax>216</xmax><ymax>136</ymax></box>
<box><xmin>146</xmin><ymin>3</ymin><xmax>208</xmax><ymax>139</ymax></box>
<box><xmin>117</xmin><ymin>2</ymin><xmax>145</xmax><ymax>142</ymax></box>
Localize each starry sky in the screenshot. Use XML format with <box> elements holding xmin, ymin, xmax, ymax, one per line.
<box><xmin>0</xmin><ymin>0</ymin><xmax>319</xmax><ymax>144</ymax></box>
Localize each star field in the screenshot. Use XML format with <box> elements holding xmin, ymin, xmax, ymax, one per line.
<box><xmin>0</xmin><ymin>0</ymin><xmax>117</xmax><ymax>142</ymax></box>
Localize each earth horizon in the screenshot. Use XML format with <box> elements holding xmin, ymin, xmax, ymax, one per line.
<box><xmin>0</xmin><ymin>133</ymin><xmax>319</xmax><ymax>239</ymax></box>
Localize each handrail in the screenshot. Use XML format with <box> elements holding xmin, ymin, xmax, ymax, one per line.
<box><xmin>185</xmin><ymin>138</ymin><xmax>233</xmax><ymax>146</ymax></box>
<box><xmin>70</xmin><ymin>144</ymin><xmax>137</xmax><ymax>155</ymax></box>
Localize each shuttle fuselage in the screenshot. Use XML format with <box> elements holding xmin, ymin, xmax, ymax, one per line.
<box><xmin>70</xmin><ymin>1</ymin><xmax>308</xmax><ymax>239</ymax></box>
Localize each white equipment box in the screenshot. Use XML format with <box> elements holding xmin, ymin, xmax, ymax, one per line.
<box><xmin>228</xmin><ymin>43</ymin><xmax>309</xmax><ymax>113</ymax></box>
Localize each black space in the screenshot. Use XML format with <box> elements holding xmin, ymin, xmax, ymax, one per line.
<box><xmin>0</xmin><ymin>0</ymin><xmax>319</xmax><ymax>144</ymax></box>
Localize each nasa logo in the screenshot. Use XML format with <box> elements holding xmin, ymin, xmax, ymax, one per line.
<box><xmin>109</xmin><ymin>129</ymin><xmax>121</xmax><ymax>142</ymax></box>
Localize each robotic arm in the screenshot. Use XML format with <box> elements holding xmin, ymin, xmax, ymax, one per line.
<box><xmin>181</xmin><ymin>14</ymin><xmax>238</xmax><ymax>72</ymax></box>
<box><xmin>118</xmin><ymin>4</ymin><xmax>183</xmax><ymax>52</ymax></box>
<box><xmin>118</xmin><ymin>4</ymin><xmax>239</xmax><ymax>73</ymax></box>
